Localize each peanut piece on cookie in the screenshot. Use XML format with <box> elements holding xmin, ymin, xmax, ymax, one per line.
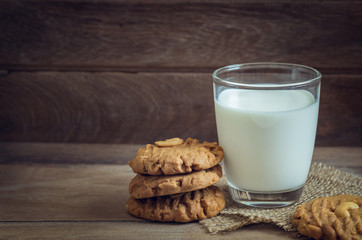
<box><xmin>129</xmin><ymin>138</ymin><xmax>224</xmax><ymax>175</ymax></box>
<box><xmin>335</xmin><ymin>201</ymin><xmax>359</xmax><ymax>218</ymax></box>
<box><xmin>155</xmin><ymin>138</ymin><xmax>184</xmax><ymax>147</ymax></box>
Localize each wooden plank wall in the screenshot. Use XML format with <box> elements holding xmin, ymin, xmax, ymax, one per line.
<box><xmin>0</xmin><ymin>0</ymin><xmax>361</xmax><ymax>145</ymax></box>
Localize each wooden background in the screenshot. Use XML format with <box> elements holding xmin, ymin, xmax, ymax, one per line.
<box><xmin>1</xmin><ymin>0</ymin><xmax>361</xmax><ymax>146</ymax></box>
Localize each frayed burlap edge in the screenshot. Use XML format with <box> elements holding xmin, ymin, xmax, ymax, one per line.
<box><xmin>200</xmin><ymin>162</ymin><xmax>362</xmax><ymax>234</ymax></box>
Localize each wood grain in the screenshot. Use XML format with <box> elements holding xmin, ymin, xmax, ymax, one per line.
<box><xmin>1</xmin><ymin>143</ymin><xmax>362</xmax><ymax>167</ymax></box>
<box><xmin>0</xmin><ymin>164</ymin><xmax>359</xmax><ymax>222</ymax></box>
<box><xmin>0</xmin><ymin>142</ymin><xmax>142</xmax><ymax>164</ymax></box>
<box><xmin>1</xmin><ymin>72</ymin><xmax>361</xmax><ymax>145</ymax></box>
<box><xmin>0</xmin><ymin>153</ymin><xmax>360</xmax><ymax>221</ymax></box>
<box><xmin>0</xmin><ymin>145</ymin><xmax>360</xmax><ymax>239</ymax></box>
<box><xmin>0</xmin><ymin>164</ymin><xmax>132</xmax><ymax>221</ymax></box>
<box><xmin>0</xmin><ymin>71</ymin><xmax>216</xmax><ymax>144</ymax></box>
<box><xmin>0</xmin><ymin>1</ymin><xmax>361</xmax><ymax>71</ymax></box>
<box><xmin>0</xmin><ymin>222</ymin><xmax>297</xmax><ymax>240</ymax></box>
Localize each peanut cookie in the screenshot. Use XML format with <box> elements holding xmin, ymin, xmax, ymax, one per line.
<box><xmin>128</xmin><ymin>138</ymin><xmax>224</xmax><ymax>175</ymax></box>
<box><xmin>292</xmin><ymin>195</ymin><xmax>362</xmax><ymax>240</ymax></box>
<box><xmin>129</xmin><ymin>164</ymin><xmax>222</xmax><ymax>199</ymax></box>
<box><xmin>126</xmin><ymin>186</ymin><xmax>225</xmax><ymax>222</ymax></box>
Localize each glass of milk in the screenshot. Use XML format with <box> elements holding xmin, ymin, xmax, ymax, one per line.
<box><xmin>213</xmin><ymin>63</ymin><xmax>321</xmax><ymax>208</ymax></box>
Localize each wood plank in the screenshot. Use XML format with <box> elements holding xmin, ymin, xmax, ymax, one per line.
<box><xmin>1</xmin><ymin>72</ymin><xmax>361</xmax><ymax>145</ymax></box>
<box><xmin>0</xmin><ymin>142</ymin><xmax>142</xmax><ymax>164</ymax></box>
<box><xmin>317</xmin><ymin>74</ymin><xmax>362</xmax><ymax>146</ymax></box>
<box><xmin>0</xmin><ymin>1</ymin><xmax>361</xmax><ymax>71</ymax></box>
<box><xmin>0</xmin><ymin>222</ymin><xmax>298</xmax><ymax>240</ymax></box>
<box><xmin>0</xmin><ymin>156</ymin><xmax>360</xmax><ymax>222</ymax></box>
<box><xmin>0</xmin><ymin>71</ymin><xmax>217</xmax><ymax>144</ymax></box>
<box><xmin>0</xmin><ymin>164</ymin><xmax>134</xmax><ymax>221</ymax></box>
<box><xmin>0</xmin><ymin>149</ymin><xmax>360</xmax><ymax>239</ymax></box>
<box><xmin>1</xmin><ymin>142</ymin><xmax>362</xmax><ymax>166</ymax></box>
<box><xmin>312</xmin><ymin>147</ymin><xmax>362</xmax><ymax>167</ymax></box>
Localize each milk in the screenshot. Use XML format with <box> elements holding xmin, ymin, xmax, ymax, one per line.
<box><xmin>215</xmin><ymin>89</ymin><xmax>319</xmax><ymax>192</ymax></box>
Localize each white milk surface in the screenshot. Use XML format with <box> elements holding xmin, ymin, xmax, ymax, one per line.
<box><xmin>215</xmin><ymin>89</ymin><xmax>319</xmax><ymax>192</ymax></box>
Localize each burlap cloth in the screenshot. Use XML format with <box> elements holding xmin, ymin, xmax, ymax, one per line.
<box><xmin>200</xmin><ymin>162</ymin><xmax>362</xmax><ymax>234</ymax></box>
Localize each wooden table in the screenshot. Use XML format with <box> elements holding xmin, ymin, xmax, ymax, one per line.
<box><xmin>0</xmin><ymin>143</ymin><xmax>361</xmax><ymax>239</ymax></box>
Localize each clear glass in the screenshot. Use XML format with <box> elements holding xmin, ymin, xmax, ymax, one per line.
<box><xmin>212</xmin><ymin>63</ymin><xmax>321</xmax><ymax>208</ymax></box>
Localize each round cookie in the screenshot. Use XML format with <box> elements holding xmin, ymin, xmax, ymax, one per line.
<box><xmin>292</xmin><ymin>195</ymin><xmax>362</xmax><ymax>240</ymax></box>
<box><xmin>126</xmin><ymin>186</ymin><xmax>225</xmax><ymax>222</ymax></box>
<box><xmin>128</xmin><ymin>138</ymin><xmax>224</xmax><ymax>175</ymax></box>
<box><xmin>129</xmin><ymin>164</ymin><xmax>222</xmax><ymax>199</ymax></box>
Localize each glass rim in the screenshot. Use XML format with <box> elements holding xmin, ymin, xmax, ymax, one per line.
<box><xmin>212</xmin><ymin>62</ymin><xmax>322</xmax><ymax>89</ymax></box>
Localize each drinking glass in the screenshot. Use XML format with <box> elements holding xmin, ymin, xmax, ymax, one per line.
<box><xmin>212</xmin><ymin>63</ymin><xmax>321</xmax><ymax>208</ymax></box>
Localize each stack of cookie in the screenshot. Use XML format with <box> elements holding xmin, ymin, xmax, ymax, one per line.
<box><xmin>126</xmin><ymin>137</ymin><xmax>225</xmax><ymax>222</ymax></box>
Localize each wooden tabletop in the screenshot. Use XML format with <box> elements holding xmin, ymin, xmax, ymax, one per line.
<box><xmin>0</xmin><ymin>143</ymin><xmax>361</xmax><ymax>240</ymax></box>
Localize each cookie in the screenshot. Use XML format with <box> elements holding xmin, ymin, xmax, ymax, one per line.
<box><xmin>126</xmin><ymin>186</ymin><xmax>225</xmax><ymax>222</ymax></box>
<box><xmin>129</xmin><ymin>164</ymin><xmax>222</xmax><ymax>199</ymax></box>
<box><xmin>128</xmin><ymin>138</ymin><xmax>224</xmax><ymax>175</ymax></box>
<box><xmin>292</xmin><ymin>195</ymin><xmax>362</xmax><ymax>240</ymax></box>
